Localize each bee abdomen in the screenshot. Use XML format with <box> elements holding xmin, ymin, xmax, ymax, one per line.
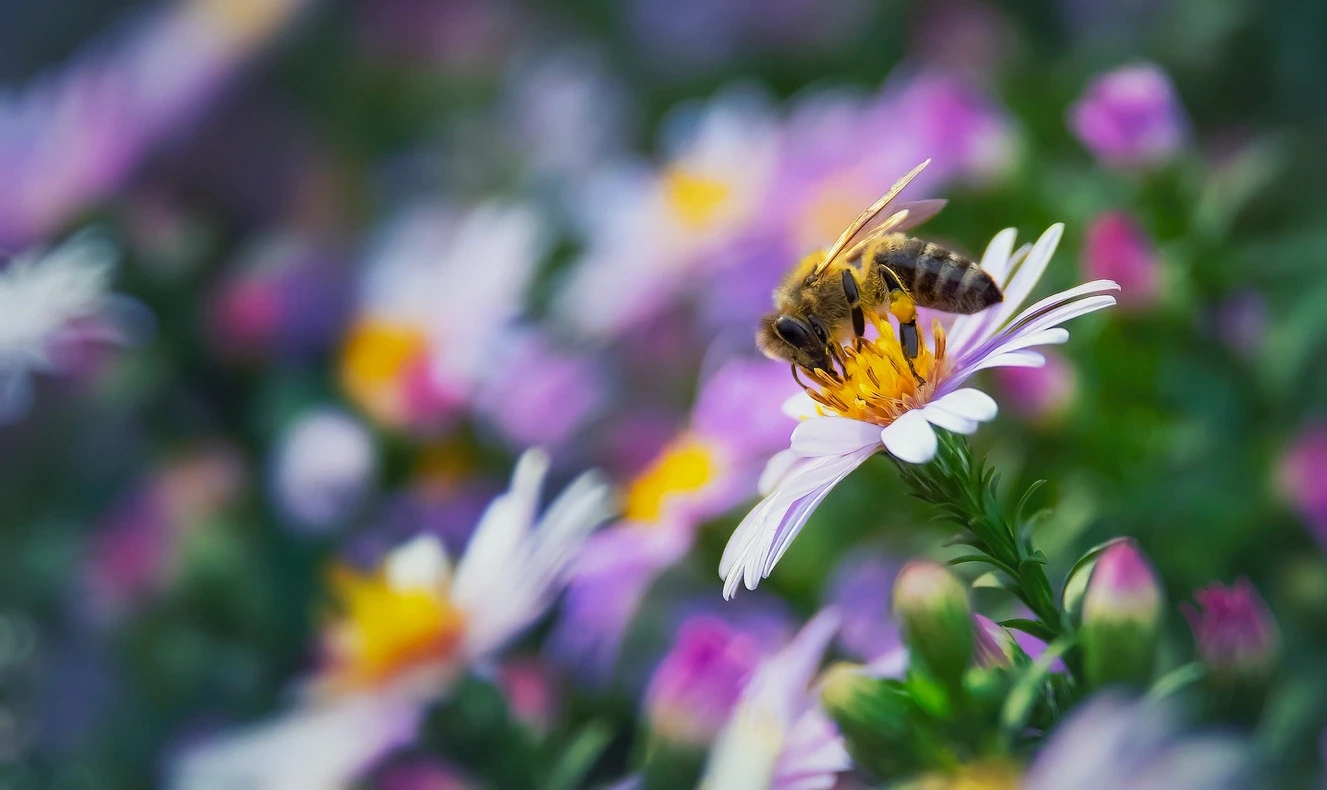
<box><xmin>872</xmin><ymin>235</ymin><xmax>1002</xmax><ymax>315</ymax></box>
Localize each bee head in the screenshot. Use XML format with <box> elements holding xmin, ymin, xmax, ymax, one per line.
<box><xmin>757</xmin><ymin>312</ymin><xmax>833</xmax><ymax>373</ymax></box>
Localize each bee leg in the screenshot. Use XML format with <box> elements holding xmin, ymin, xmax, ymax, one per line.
<box><xmin>841</xmin><ymin>269</ymin><xmax>866</xmax><ymax>341</ymax></box>
<box><xmin>879</xmin><ymin>265</ymin><xmax>926</xmax><ymax>385</ymax></box>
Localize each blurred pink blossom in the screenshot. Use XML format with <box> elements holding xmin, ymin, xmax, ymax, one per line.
<box><xmin>993</xmin><ymin>348</ymin><xmax>1078</xmax><ymax>421</ymax></box>
<box><xmin>1278</xmin><ymin>425</ymin><xmax>1327</xmax><ymax>547</ymax></box>
<box><xmin>1084</xmin><ymin>212</ymin><xmax>1161</xmax><ymax>310</ymax></box>
<box><xmin>645</xmin><ymin>617</ymin><xmax>761</xmax><ymax>748</ymax></box>
<box><xmin>1182</xmin><ymin>579</ymin><xmax>1279</xmax><ymax>679</ymax></box>
<box><xmin>1069</xmin><ymin>63</ymin><xmax>1188</xmax><ymax>169</ymax></box>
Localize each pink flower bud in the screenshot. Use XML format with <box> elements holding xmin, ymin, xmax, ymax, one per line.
<box><xmin>1069</xmin><ymin>63</ymin><xmax>1187</xmax><ymax>169</ymax></box>
<box><xmin>1084</xmin><ymin>212</ymin><xmax>1160</xmax><ymax>311</ymax></box>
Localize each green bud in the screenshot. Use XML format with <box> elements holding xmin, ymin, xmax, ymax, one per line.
<box><xmin>1079</xmin><ymin>539</ymin><xmax>1163</xmax><ymax>689</ymax></box>
<box><xmin>1061</xmin><ymin>537</ymin><xmax>1131</xmax><ymax>625</ymax></box>
<box><xmin>893</xmin><ymin>560</ymin><xmax>974</xmax><ymax>684</ymax></box>
<box><xmin>820</xmin><ymin>663</ymin><xmax>920</xmax><ymax>779</ymax></box>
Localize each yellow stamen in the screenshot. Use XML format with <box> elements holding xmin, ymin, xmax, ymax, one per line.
<box><xmin>910</xmin><ymin>760</ymin><xmax>1022</xmax><ymax>790</ymax></box>
<box><xmin>320</xmin><ymin>564</ymin><xmax>465</xmax><ymax>691</ymax></box>
<box><xmin>663</xmin><ymin>169</ymin><xmax>733</xmax><ymax>230</ymax></box>
<box><xmin>623</xmin><ymin>435</ymin><xmax>720</xmax><ymax>522</ymax></box>
<box><xmin>339</xmin><ymin>318</ymin><xmax>429</xmax><ymax>426</ymax></box>
<box><xmin>804</xmin><ymin>315</ymin><xmax>948</xmax><ymax>426</ymax></box>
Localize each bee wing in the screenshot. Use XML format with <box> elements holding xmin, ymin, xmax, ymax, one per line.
<box><xmin>841</xmin><ymin>199</ymin><xmax>949</xmax><ymax>262</ymax></box>
<box><xmin>812</xmin><ymin>159</ymin><xmax>931</xmax><ymax>278</ymax></box>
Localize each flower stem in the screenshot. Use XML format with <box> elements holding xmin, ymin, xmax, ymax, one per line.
<box><xmin>894</xmin><ymin>433</ymin><xmax>1064</xmax><ymax>640</ymax></box>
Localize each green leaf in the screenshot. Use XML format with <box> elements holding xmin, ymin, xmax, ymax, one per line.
<box><xmin>999</xmin><ymin>637</ymin><xmax>1074</xmax><ymax>746</ymax></box>
<box><xmin>999</xmin><ymin>618</ymin><xmax>1057</xmax><ymax>643</ymax></box>
<box><xmin>546</xmin><ymin>722</ymin><xmax>614</xmax><ymax>790</ymax></box>
<box><xmin>1147</xmin><ymin>663</ymin><xmax>1207</xmax><ymax>703</ymax></box>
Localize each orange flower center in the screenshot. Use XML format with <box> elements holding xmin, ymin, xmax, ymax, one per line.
<box><xmin>624</xmin><ymin>435</ymin><xmax>722</xmax><ymax>522</ymax></box>
<box><xmin>802</xmin><ymin>315</ymin><xmax>947</xmax><ymax>427</ymax></box>
<box><xmin>663</xmin><ymin>169</ymin><xmax>733</xmax><ymax>231</ymax></box>
<box><xmin>339</xmin><ymin>318</ymin><xmax>430</xmax><ymax>427</ymax></box>
<box><xmin>321</xmin><ymin>564</ymin><xmax>465</xmax><ymax>691</ymax></box>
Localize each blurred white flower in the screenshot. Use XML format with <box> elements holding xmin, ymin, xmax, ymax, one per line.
<box><xmin>0</xmin><ymin>229</ymin><xmax>148</xmax><ymax>423</ymax></box>
<box><xmin>170</xmin><ymin>448</ymin><xmax>614</xmax><ymax>789</ymax></box>
<box><xmin>270</xmin><ymin>408</ymin><xmax>377</xmax><ymax>531</ymax></box>
<box><xmin>700</xmin><ymin>608</ymin><xmax>849</xmax><ymax>789</ymax></box>
<box><xmin>555</xmin><ymin>90</ymin><xmax>779</xmax><ymax>338</ymax></box>
<box><xmin>339</xmin><ymin>202</ymin><xmax>548</xmax><ymax>430</ymax></box>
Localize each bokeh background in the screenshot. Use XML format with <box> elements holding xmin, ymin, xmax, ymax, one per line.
<box><xmin>4</xmin><ymin>0</ymin><xmax>1327</xmax><ymax>787</ymax></box>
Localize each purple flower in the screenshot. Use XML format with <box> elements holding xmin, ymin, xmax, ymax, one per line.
<box><xmin>823</xmin><ymin>551</ymin><xmax>901</xmax><ymax>662</ymax></box>
<box><xmin>0</xmin><ymin>0</ymin><xmax>313</xmax><ymax>246</ymax></box>
<box><xmin>372</xmin><ymin>756</ymin><xmax>475</xmax><ymax>790</ymax></box>
<box><xmin>700</xmin><ymin>609</ymin><xmax>850</xmax><ymax>789</ymax></box>
<box><xmin>1024</xmin><ymin>694</ymin><xmax>1252</xmax><ymax>789</ymax></box>
<box><xmin>972</xmin><ymin>614</ymin><xmax>1018</xmax><ymax>668</ymax></box>
<box><xmin>645</xmin><ymin>617</ymin><xmax>762</xmax><ymax>748</ymax></box>
<box><xmin>476</xmin><ymin>330</ymin><xmax>607</xmax><ymax>453</ymax></box>
<box><xmin>1182</xmin><ymin>579</ymin><xmax>1279</xmax><ymax>680</ymax></box>
<box><xmin>1213</xmin><ymin>293</ymin><xmax>1267</xmax><ymax>361</ymax></box>
<box><xmin>209</xmin><ymin>234</ymin><xmax>353</xmax><ymax>361</ymax></box>
<box><xmin>1278</xmin><ymin>424</ymin><xmax>1327</xmax><ymax>547</ymax></box>
<box><xmin>993</xmin><ymin>348</ymin><xmax>1077</xmax><ymax>422</ymax></box>
<box><xmin>1083</xmin><ymin>212</ymin><xmax>1161</xmax><ymax>311</ymax></box>
<box><xmin>1069</xmin><ymin>63</ymin><xmax>1188</xmax><ymax>169</ymax></box>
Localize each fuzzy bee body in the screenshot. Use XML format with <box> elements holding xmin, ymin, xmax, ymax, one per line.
<box><xmin>756</xmin><ymin>160</ymin><xmax>1004</xmax><ymax>379</ymax></box>
<box><xmin>862</xmin><ymin>234</ymin><xmax>1001</xmax><ymax>316</ymax></box>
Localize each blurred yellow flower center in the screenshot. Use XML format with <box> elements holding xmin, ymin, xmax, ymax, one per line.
<box><xmin>804</xmin><ymin>315</ymin><xmax>946</xmax><ymax>427</ymax></box>
<box><xmin>193</xmin><ymin>0</ymin><xmax>290</xmax><ymax>41</ymax></box>
<box><xmin>321</xmin><ymin>564</ymin><xmax>464</xmax><ymax>691</ymax></box>
<box><xmin>910</xmin><ymin>760</ymin><xmax>1022</xmax><ymax>790</ymax></box>
<box><xmin>624</xmin><ymin>435</ymin><xmax>720</xmax><ymax>522</ymax></box>
<box><xmin>340</xmin><ymin>319</ymin><xmax>429</xmax><ymax>426</ymax></box>
<box><xmin>663</xmin><ymin>169</ymin><xmax>733</xmax><ymax>230</ymax></box>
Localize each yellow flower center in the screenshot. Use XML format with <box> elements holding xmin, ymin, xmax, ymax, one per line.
<box><xmin>802</xmin><ymin>315</ymin><xmax>947</xmax><ymax>427</ymax></box>
<box><xmin>663</xmin><ymin>169</ymin><xmax>733</xmax><ymax>231</ymax></box>
<box><xmin>624</xmin><ymin>435</ymin><xmax>720</xmax><ymax>522</ymax></box>
<box><xmin>340</xmin><ymin>318</ymin><xmax>429</xmax><ymax>427</ymax></box>
<box><xmin>910</xmin><ymin>760</ymin><xmax>1022</xmax><ymax>790</ymax></box>
<box><xmin>321</xmin><ymin>564</ymin><xmax>465</xmax><ymax>691</ymax></box>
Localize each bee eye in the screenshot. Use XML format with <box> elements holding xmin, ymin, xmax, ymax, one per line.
<box><xmin>809</xmin><ymin>316</ymin><xmax>831</xmax><ymax>344</ymax></box>
<box><xmin>774</xmin><ymin>316</ymin><xmax>814</xmax><ymax>349</ymax></box>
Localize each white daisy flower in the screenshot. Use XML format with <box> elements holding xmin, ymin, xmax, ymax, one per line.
<box><xmin>170</xmin><ymin>449</ymin><xmax>614</xmax><ymax>790</ymax></box>
<box><xmin>699</xmin><ymin>608</ymin><xmax>850</xmax><ymax>790</ymax></box>
<box><xmin>721</xmin><ymin>223</ymin><xmax>1119</xmax><ymax>598</ymax></box>
<box><xmin>0</xmin><ymin>229</ymin><xmax>147</xmax><ymax>423</ymax></box>
<box><xmin>555</xmin><ymin>90</ymin><xmax>779</xmax><ymax>338</ymax></box>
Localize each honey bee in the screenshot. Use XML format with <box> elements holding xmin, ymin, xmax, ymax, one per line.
<box><xmin>757</xmin><ymin>159</ymin><xmax>1003</xmax><ymax>383</ymax></box>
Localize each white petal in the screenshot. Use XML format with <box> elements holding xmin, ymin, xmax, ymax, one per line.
<box><xmin>880</xmin><ymin>411</ymin><xmax>938</xmax><ymax>464</ymax></box>
<box><xmin>790</xmin><ymin>416</ymin><xmax>883</xmax><ymax>457</ymax></box>
<box><xmin>930</xmin><ymin>388</ymin><xmax>999</xmax><ymax>423</ymax></box>
<box><xmin>758</xmin><ymin>449</ymin><xmax>803</xmax><ymax>495</ymax></box>
<box><xmin>781</xmin><ymin>392</ymin><xmax>821</xmax><ymax>420</ymax></box>
<box><xmin>988</xmin><ymin>327</ymin><xmax>1069</xmax><ymax>358</ymax></box>
<box><xmin>168</xmin><ymin>694</ymin><xmax>422</xmax><ymax>790</ymax></box>
<box><xmin>920</xmin><ymin>404</ymin><xmax>978</xmax><ymax>435</ymax></box>
<box><xmin>385</xmin><ymin>535</ymin><xmax>451</xmax><ymax>592</ymax></box>
<box><xmin>721</xmin><ymin>453</ymin><xmax>872</xmax><ymax>598</ymax></box>
<box><xmin>459</xmin><ymin>467</ymin><xmax>612</xmax><ymax>660</ymax></box>
<box><xmin>978</xmin><ymin>227</ymin><xmax>1019</xmax><ymax>286</ymax></box>
<box><xmin>997</xmin><ymin>223</ymin><xmax>1064</xmax><ymax>324</ymax></box>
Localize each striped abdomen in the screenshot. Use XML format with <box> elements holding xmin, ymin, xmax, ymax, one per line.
<box><xmin>871</xmin><ymin>234</ymin><xmax>1002</xmax><ymax>314</ymax></box>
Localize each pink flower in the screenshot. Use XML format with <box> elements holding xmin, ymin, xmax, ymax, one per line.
<box><xmin>993</xmin><ymin>348</ymin><xmax>1077</xmax><ymax>421</ymax></box>
<box><xmin>1182</xmin><ymin>579</ymin><xmax>1279</xmax><ymax>679</ymax></box>
<box><xmin>645</xmin><ymin>617</ymin><xmax>761</xmax><ymax>748</ymax></box>
<box><xmin>1083</xmin><ymin>212</ymin><xmax>1161</xmax><ymax>311</ymax></box>
<box><xmin>1069</xmin><ymin>63</ymin><xmax>1187</xmax><ymax>169</ymax></box>
<box><xmin>1278</xmin><ymin>424</ymin><xmax>1327</xmax><ymax>547</ymax></box>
